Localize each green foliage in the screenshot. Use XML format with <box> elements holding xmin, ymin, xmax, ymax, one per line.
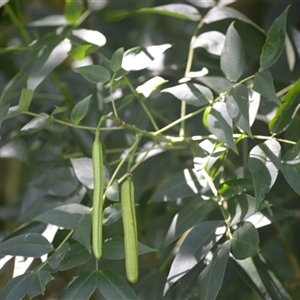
<box><xmin>0</xmin><ymin>1</ymin><xmax>299</xmax><ymax>299</ymax></box>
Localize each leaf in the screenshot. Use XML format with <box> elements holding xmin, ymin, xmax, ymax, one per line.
<box><xmin>28</xmin><ymin>15</ymin><xmax>69</xmax><ymax>27</ymax></box>
<box><xmin>206</xmin><ymin>102</ymin><xmax>238</xmax><ymax>153</ymax></box>
<box><xmin>198</xmin><ymin>240</ymin><xmax>231</xmax><ymax>300</ymax></box>
<box><xmin>71</xmin><ymin>94</ymin><xmax>92</xmax><ymax>125</ymax></box>
<box><xmin>0</xmin><ymin>233</ymin><xmax>53</xmax><ymax>257</ymax></box>
<box><xmin>269</xmin><ymin>79</ymin><xmax>300</xmax><ymax>134</ymax></box>
<box><xmin>97</xmin><ymin>270</ymin><xmax>137</xmax><ymax>299</ymax></box>
<box><xmin>0</xmin><ymin>139</ymin><xmax>28</xmax><ymax>163</ymax></box>
<box><xmin>248</xmin><ymin>140</ymin><xmax>281</xmax><ymax>206</ymax></box>
<box><xmin>186</xmin><ymin>0</ymin><xmax>215</xmax><ymax>8</ymax></box>
<box><xmin>136</xmin><ymin>76</ymin><xmax>168</xmax><ymax>98</ymax></box>
<box><xmin>64</xmin><ymin>0</ymin><xmax>82</xmax><ymax>24</ymax></box>
<box><xmin>253</xmin><ymin>71</ymin><xmax>280</xmax><ymax>105</ymax></box>
<box><xmin>60</xmin><ymin>271</ymin><xmax>98</xmax><ymax>300</ymax></box>
<box><xmin>161</xmin><ymin>83</ymin><xmax>212</xmax><ymax>107</ymax></box>
<box><xmin>18</xmin><ymin>88</ymin><xmax>33</xmax><ymax>113</ymax></box>
<box><xmin>164</xmin><ymin>220</ymin><xmax>226</xmax><ymax>293</ymax></box>
<box><xmin>231</xmin><ymin>221</ymin><xmax>260</xmax><ymax>259</ymax></box>
<box><xmin>193</xmin><ymin>31</ymin><xmax>226</xmax><ymax>55</ymax></box>
<box><xmin>259</xmin><ymin>6</ymin><xmax>290</xmax><ymax>71</ymax></box>
<box><xmin>68</xmin><ymin>44</ymin><xmax>96</xmax><ymax>61</ymax></box>
<box><xmin>106</xmin><ymin>180</ymin><xmax>119</xmax><ymax>202</ymax></box>
<box><xmin>218</xmin><ymin>178</ymin><xmax>254</xmax><ymax>199</ymax></box>
<box><xmin>103</xmin><ymin>203</ymin><xmax>122</xmax><ymax>226</ymax></box>
<box><xmin>48</xmin><ymin>243</ymin><xmax>71</xmax><ymax>269</ymax></box>
<box><xmin>75</xmin><ymin>65</ymin><xmax>110</xmax><ymax>83</ymax></box>
<box><xmin>21</xmin><ymin>113</ymin><xmax>49</xmax><ymax>134</ymax></box>
<box><xmin>0</xmin><ymin>0</ymin><xmax>9</xmax><ymax>8</ymax></box>
<box><xmin>72</xmin><ymin>29</ymin><xmax>106</xmax><ymax>47</ymax></box>
<box><xmin>161</xmin><ymin>198</ymin><xmax>218</xmax><ymax>249</ymax></box>
<box><xmin>151</xmin><ymin>169</ymin><xmax>203</xmax><ymax>202</ymax></box>
<box><xmin>226</xmin><ymin>84</ymin><xmax>252</xmax><ymax>136</ymax></box>
<box><xmin>27</xmin><ymin>270</ymin><xmax>54</xmax><ymax>299</ymax></box>
<box><xmin>248</xmin><ymin>87</ymin><xmax>261</xmax><ymax>126</ymax></box>
<box><xmin>34</xmin><ymin>204</ymin><xmax>90</xmax><ymax>230</ymax></box>
<box><xmin>221</xmin><ymin>22</ymin><xmax>246</xmax><ymax>82</ymax></box>
<box><xmin>122</xmin><ymin>44</ymin><xmax>172</xmax><ymax>71</ymax></box>
<box><xmin>110</xmin><ymin>47</ymin><xmax>124</xmax><ymax>73</ymax></box>
<box><xmin>102</xmin><ymin>236</ymin><xmax>157</xmax><ymax>260</ymax></box>
<box><xmin>27</xmin><ymin>39</ymin><xmax>72</xmax><ymax>91</ymax></box>
<box><xmin>73</xmin><ymin>213</ymin><xmax>92</xmax><ymax>253</ymax></box>
<box><xmin>281</xmin><ymin>141</ymin><xmax>300</xmax><ymax>195</ymax></box>
<box><xmin>227</xmin><ymin>194</ymin><xmax>257</xmax><ymax>226</ymax></box>
<box><xmin>137</xmin><ymin>4</ymin><xmax>201</xmax><ymax>21</ymax></box>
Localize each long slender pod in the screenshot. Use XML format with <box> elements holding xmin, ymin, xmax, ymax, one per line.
<box><xmin>92</xmin><ymin>132</ymin><xmax>104</xmax><ymax>259</ymax></box>
<box><xmin>121</xmin><ymin>176</ymin><xmax>138</xmax><ymax>283</ymax></box>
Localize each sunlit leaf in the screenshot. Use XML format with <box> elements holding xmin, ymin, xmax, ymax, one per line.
<box><xmin>72</xmin><ymin>29</ymin><xmax>106</xmax><ymax>47</ymax></box>
<box><xmin>103</xmin><ymin>203</ymin><xmax>122</xmax><ymax>226</ymax></box>
<box><xmin>0</xmin><ymin>233</ymin><xmax>53</xmax><ymax>257</ymax></box>
<box><xmin>162</xmin><ymin>83</ymin><xmax>212</xmax><ymax>107</ymax></box>
<box><xmin>64</xmin><ymin>0</ymin><xmax>82</xmax><ymax>24</ymax></box>
<box><xmin>206</xmin><ymin>102</ymin><xmax>238</xmax><ymax>153</ymax></box>
<box><xmin>75</xmin><ymin>65</ymin><xmax>110</xmax><ymax>83</ymax></box>
<box><xmin>28</xmin><ymin>15</ymin><xmax>69</xmax><ymax>27</ymax></box>
<box><xmin>137</xmin><ymin>76</ymin><xmax>168</xmax><ymax>98</ymax></box>
<box><xmin>110</xmin><ymin>47</ymin><xmax>124</xmax><ymax>73</ymax></box>
<box><xmin>248</xmin><ymin>140</ymin><xmax>281</xmax><ymax>206</ymax></box>
<box><xmin>186</xmin><ymin>0</ymin><xmax>215</xmax><ymax>9</ymax></box>
<box><xmin>226</xmin><ymin>84</ymin><xmax>251</xmax><ymax>136</ymax></box>
<box><xmin>106</xmin><ymin>180</ymin><xmax>119</xmax><ymax>202</ymax></box>
<box><xmin>21</xmin><ymin>113</ymin><xmax>49</xmax><ymax>134</ymax></box>
<box><xmin>269</xmin><ymin>79</ymin><xmax>300</xmax><ymax>134</ymax></box>
<box><xmin>27</xmin><ymin>270</ymin><xmax>54</xmax><ymax>299</ymax></box>
<box><xmin>193</xmin><ymin>31</ymin><xmax>225</xmax><ymax>55</ymax></box>
<box><xmin>253</xmin><ymin>71</ymin><xmax>280</xmax><ymax>105</ymax></box>
<box><xmin>71</xmin><ymin>94</ymin><xmax>92</xmax><ymax>125</ymax></box>
<box><xmin>248</xmin><ymin>87</ymin><xmax>261</xmax><ymax>126</ymax></box>
<box><xmin>137</xmin><ymin>4</ymin><xmax>201</xmax><ymax>21</ymax></box>
<box><xmin>281</xmin><ymin>141</ymin><xmax>300</xmax><ymax>195</ymax></box>
<box><xmin>259</xmin><ymin>6</ymin><xmax>290</xmax><ymax>71</ymax></box>
<box><xmin>73</xmin><ymin>213</ymin><xmax>92</xmax><ymax>253</ymax></box>
<box><xmin>0</xmin><ymin>139</ymin><xmax>28</xmax><ymax>163</ymax></box>
<box><xmin>221</xmin><ymin>22</ymin><xmax>246</xmax><ymax>82</ymax></box>
<box><xmin>0</xmin><ymin>0</ymin><xmax>9</xmax><ymax>8</ymax></box>
<box><xmin>198</xmin><ymin>241</ymin><xmax>231</xmax><ymax>300</ymax></box>
<box><xmin>164</xmin><ymin>220</ymin><xmax>226</xmax><ymax>293</ymax></box>
<box><xmin>68</xmin><ymin>44</ymin><xmax>96</xmax><ymax>60</ymax></box>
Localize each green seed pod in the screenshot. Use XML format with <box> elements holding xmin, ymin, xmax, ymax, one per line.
<box><xmin>121</xmin><ymin>177</ymin><xmax>138</xmax><ymax>283</ymax></box>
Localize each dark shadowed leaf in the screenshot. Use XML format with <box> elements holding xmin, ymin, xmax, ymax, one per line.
<box><xmin>71</xmin><ymin>94</ymin><xmax>92</xmax><ymax>125</ymax></box>
<box><xmin>18</xmin><ymin>88</ymin><xmax>33</xmax><ymax>113</ymax></box>
<box><xmin>110</xmin><ymin>47</ymin><xmax>124</xmax><ymax>73</ymax></box>
<box><xmin>226</xmin><ymin>84</ymin><xmax>251</xmax><ymax>136</ymax></box>
<box><xmin>75</xmin><ymin>65</ymin><xmax>110</xmax><ymax>83</ymax></box>
<box><xmin>48</xmin><ymin>243</ymin><xmax>70</xmax><ymax>269</ymax></box>
<box><xmin>248</xmin><ymin>140</ymin><xmax>281</xmax><ymax>206</ymax></box>
<box><xmin>253</xmin><ymin>71</ymin><xmax>280</xmax><ymax>105</ymax></box>
<box><xmin>221</xmin><ymin>22</ymin><xmax>246</xmax><ymax>82</ymax></box>
<box><xmin>231</xmin><ymin>221</ymin><xmax>260</xmax><ymax>259</ymax></box>
<box><xmin>73</xmin><ymin>213</ymin><xmax>92</xmax><ymax>252</ymax></box>
<box><xmin>0</xmin><ymin>233</ymin><xmax>53</xmax><ymax>257</ymax></box>
<box><xmin>162</xmin><ymin>83</ymin><xmax>212</xmax><ymax>107</ymax></box>
<box><xmin>164</xmin><ymin>220</ymin><xmax>226</xmax><ymax>293</ymax></box>
<box><xmin>281</xmin><ymin>141</ymin><xmax>300</xmax><ymax>195</ymax></box>
<box><xmin>198</xmin><ymin>240</ymin><xmax>231</xmax><ymax>300</ymax></box>
<box><xmin>27</xmin><ymin>270</ymin><xmax>54</xmax><ymax>299</ymax></box>
<box><xmin>259</xmin><ymin>6</ymin><xmax>290</xmax><ymax>71</ymax></box>
<box><xmin>269</xmin><ymin>79</ymin><xmax>300</xmax><ymax>134</ymax></box>
<box><xmin>137</xmin><ymin>4</ymin><xmax>201</xmax><ymax>21</ymax></box>
<box><xmin>218</xmin><ymin>178</ymin><xmax>253</xmax><ymax>199</ymax></box>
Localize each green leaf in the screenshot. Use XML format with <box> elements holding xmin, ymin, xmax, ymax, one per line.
<box><xmin>161</xmin><ymin>83</ymin><xmax>212</xmax><ymax>107</ymax></box>
<box><xmin>97</xmin><ymin>270</ymin><xmax>137</xmax><ymax>299</ymax></box>
<box><xmin>281</xmin><ymin>141</ymin><xmax>300</xmax><ymax>195</ymax></box>
<box><xmin>60</xmin><ymin>271</ymin><xmax>98</xmax><ymax>300</ymax></box>
<box><xmin>161</xmin><ymin>198</ymin><xmax>218</xmax><ymax>249</ymax></box>
<box><xmin>48</xmin><ymin>243</ymin><xmax>70</xmax><ymax>269</ymax></box>
<box><xmin>193</xmin><ymin>31</ymin><xmax>225</xmax><ymax>55</ymax></box>
<box><xmin>72</xmin><ymin>29</ymin><xmax>106</xmax><ymax>47</ymax></box>
<box><xmin>64</xmin><ymin>0</ymin><xmax>82</xmax><ymax>24</ymax></box>
<box><xmin>198</xmin><ymin>240</ymin><xmax>231</xmax><ymax>300</ymax></box>
<box><xmin>0</xmin><ymin>233</ymin><xmax>53</xmax><ymax>257</ymax></box>
<box><xmin>218</xmin><ymin>178</ymin><xmax>254</xmax><ymax>199</ymax></box>
<box><xmin>253</xmin><ymin>71</ymin><xmax>280</xmax><ymax>105</ymax></box>
<box><xmin>52</xmin><ymin>105</ymin><xmax>67</xmax><ymax>115</ymax></box>
<box><xmin>110</xmin><ymin>47</ymin><xmax>124</xmax><ymax>73</ymax></box>
<box><xmin>226</xmin><ymin>84</ymin><xmax>252</xmax><ymax>136</ymax></box>
<box><xmin>206</xmin><ymin>102</ymin><xmax>238</xmax><ymax>153</ymax></box>
<box><xmin>18</xmin><ymin>88</ymin><xmax>33</xmax><ymax>113</ymax></box>
<box><xmin>103</xmin><ymin>203</ymin><xmax>122</xmax><ymax>226</ymax></box>
<box><xmin>106</xmin><ymin>180</ymin><xmax>119</xmax><ymax>202</ymax></box>
<box><xmin>58</xmin><ymin>243</ymin><xmax>92</xmax><ymax>271</ymax></box>
<box><xmin>248</xmin><ymin>140</ymin><xmax>281</xmax><ymax>206</ymax></box>
<box><xmin>34</xmin><ymin>204</ymin><xmax>90</xmax><ymax>230</ymax></box>
<box><xmin>75</xmin><ymin>65</ymin><xmax>110</xmax><ymax>83</ymax></box>
<box><xmin>27</xmin><ymin>270</ymin><xmax>54</xmax><ymax>299</ymax></box>
<box><xmin>137</xmin><ymin>4</ymin><xmax>201</xmax><ymax>21</ymax></box>
<box><xmin>259</xmin><ymin>6</ymin><xmax>290</xmax><ymax>71</ymax></box>
<box><xmin>73</xmin><ymin>213</ymin><xmax>92</xmax><ymax>253</ymax></box>
<box><xmin>102</xmin><ymin>236</ymin><xmax>157</xmax><ymax>260</ymax></box>
<box><xmin>164</xmin><ymin>220</ymin><xmax>226</xmax><ymax>293</ymax></box>
<box><xmin>269</xmin><ymin>79</ymin><xmax>300</xmax><ymax>134</ymax></box>
<box><xmin>221</xmin><ymin>22</ymin><xmax>246</xmax><ymax>82</ymax></box>
<box><xmin>151</xmin><ymin>169</ymin><xmax>203</xmax><ymax>202</ymax></box>
<box><xmin>27</xmin><ymin>39</ymin><xmax>72</xmax><ymax>91</ymax></box>
<box><xmin>68</xmin><ymin>44</ymin><xmax>95</xmax><ymax>61</ymax></box>
<box><xmin>20</xmin><ymin>113</ymin><xmax>49</xmax><ymax>134</ymax></box>
<box><xmin>231</xmin><ymin>221</ymin><xmax>260</xmax><ymax>259</ymax></box>
<box><xmin>122</xmin><ymin>44</ymin><xmax>172</xmax><ymax>71</ymax></box>
<box><xmin>228</xmin><ymin>194</ymin><xmax>257</xmax><ymax>226</ymax></box>
<box><xmin>71</xmin><ymin>94</ymin><xmax>92</xmax><ymax>125</ymax></box>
